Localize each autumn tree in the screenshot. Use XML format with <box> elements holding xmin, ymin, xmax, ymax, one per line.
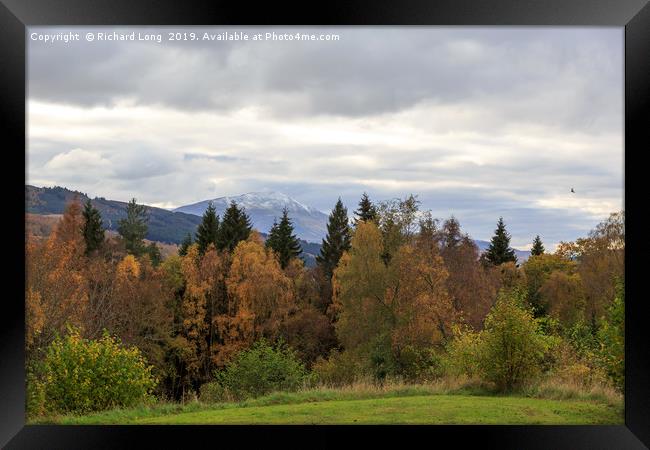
<box><xmin>438</xmin><ymin>217</ymin><xmax>497</xmax><ymax>330</ymax></box>
<box><xmin>196</xmin><ymin>201</ymin><xmax>219</xmax><ymax>255</ymax></box>
<box><xmin>82</xmin><ymin>199</ymin><xmax>104</xmax><ymax>255</ymax></box>
<box><xmin>317</xmin><ymin>198</ymin><xmax>351</xmax><ymax>279</ymax></box>
<box><xmin>556</xmin><ymin>211</ymin><xmax>624</xmax><ymax>325</ymax></box>
<box><xmin>522</xmin><ymin>253</ymin><xmax>576</xmax><ymax>317</ymax></box>
<box><xmin>226</xmin><ymin>233</ymin><xmax>294</xmax><ymax>341</ymax></box>
<box><xmin>178</xmin><ymin>244</ymin><xmax>210</xmax><ymax>388</ymax></box>
<box><xmin>354</xmin><ymin>192</ymin><xmax>378</xmax><ymax>224</ymax></box>
<box><xmin>376</xmin><ymin>194</ymin><xmax>420</xmax><ymax>264</ymax></box>
<box><xmin>26</xmin><ymin>199</ymin><xmax>88</xmax><ymax>356</ymax></box>
<box><xmin>217</xmin><ymin>201</ymin><xmax>252</xmax><ymax>252</ymax></box>
<box><xmin>333</xmin><ymin>221</ymin><xmax>455</xmax><ymax>379</ymax></box>
<box><xmin>118</xmin><ymin>198</ymin><xmax>148</xmax><ymax>256</ymax></box>
<box><xmin>483</xmin><ymin>217</ymin><xmax>517</xmax><ymax>266</ymax></box>
<box><xmin>111</xmin><ymin>254</ymin><xmax>172</xmax><ymax>379</ymax></box>
<box><xmin>531</xmin><ymin>235</ymin><xmax>545</xmax><ymax>256</ymax></box>
<box><xmin>265</xmin><ymin>207</ymin><xmax>302</xmax><ymax>269</ymax></box>
<box><xmin>538</xmin><ymin>270</ymin><xmax>586</xmax><ymax>327</ymax></box>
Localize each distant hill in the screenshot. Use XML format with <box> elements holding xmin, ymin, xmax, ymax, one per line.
<box><xmin>25</xmin><ymin>185</ymin><xmax>321</xmax><ymax>267</ymax></box>
<box><xmin>27</xmin><ymin>185</ymin><xmax>202</xmax><ymax>244</ymax></box>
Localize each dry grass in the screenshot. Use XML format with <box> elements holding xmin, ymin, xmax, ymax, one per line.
<box><xmin>523</xmin><ymin>377</ymin><xmax>622</xmax><ymax>407</ymax></box>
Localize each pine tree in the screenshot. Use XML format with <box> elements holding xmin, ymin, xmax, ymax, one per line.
<box><xmin>316</xmin><ymin>198</ymin><xmax>351</xmax><ymax>278</ymax></box>
<box><xmin>216</xmin><ymin>201</ymin><xmax>252</xmax><ymax>252</ymax></box>
<box><xmin>530</xmin><ymin>235</ymin><xmax>545</xmax><ymax>256</ymax></box>
<box><xmin>195</xmin><ymin>201</ymin><xmax>220</xmax><ymax>254</ymax></box>
<box><xmin>483</xmin><ymin>217</ymin><xmax>517</xmax><ymax>266</ymax></box>
<box><xmin>82</xmin><ymin>199</ymin><xmax>105</xmax><ymax>255</ymax></box>
<box><xmin>354</xmin><ymin>192</ymin><xmax>377</xmax><ymax>224</ymax></box>
<box><xmin>266</xmin><ymin>207</ymin><xmax>302</xmax><ymax>269</ymax></box>
<box><xmin>117</xmin><ymin>198</ymin><xmax>148</xmax><ymax>256</ymax></box>
<box><xmin>179</xmin><ymin>233</ymin><xmax>193</xmax><ymax>256</ymax></box>
<box><xmin>265</xmin><ymin>220</ymin><xmax>280</xmax><ymax>252</ymax></box>
<box><xmin>146</xmin><ymin>242</ymin><xmax>162</xmax><ymax>266</ymax></box>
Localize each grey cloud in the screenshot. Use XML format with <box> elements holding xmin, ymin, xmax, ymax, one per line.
<box><xmin>28</xmin><ymin>27</ymin><xmax>622</xmax><ymax>132</ymax></box>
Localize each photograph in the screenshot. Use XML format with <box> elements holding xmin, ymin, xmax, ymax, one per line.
<box><xmin>22</xmin><ymin>25</ymin><xmax>627</xmax><ymax>426</ymax></box>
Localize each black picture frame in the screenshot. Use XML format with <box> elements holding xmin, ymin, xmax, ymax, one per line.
<box><xmin>1</xmin><ymin>0</ymin><xmax>648</xmax><ymax>448</ymax></box>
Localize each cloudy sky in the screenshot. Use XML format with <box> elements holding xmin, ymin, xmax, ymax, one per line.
<box><xmin>27</xmin><ymin>27</ymin><xmax>623</xmax><ymax>249</ymax></box>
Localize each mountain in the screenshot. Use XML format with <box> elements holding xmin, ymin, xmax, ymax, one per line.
<box><xmin>25</xmin><ymin>185</ymin><xmax>322</xmax><ymax>267</ymax></box>
<box><xmin>174</xmin><ymin>192</ymin><xmax>329</xmax><ymax>244</ymax></box>
<box><xmin>474</xmin><ymin>240</ymin><xmax>531</xmax><ymax>263</ymax></box>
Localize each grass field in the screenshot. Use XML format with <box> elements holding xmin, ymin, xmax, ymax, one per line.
<box><xmin>40</xmin><ymin>386</ymin><xmax>623</xmax><ymax>425</ymax></box>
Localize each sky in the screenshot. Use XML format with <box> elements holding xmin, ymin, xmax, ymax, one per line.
<box><xmin>27</xmin><ymin>27</ymin><xmax>624</xmax><ymax>249</ymax></box>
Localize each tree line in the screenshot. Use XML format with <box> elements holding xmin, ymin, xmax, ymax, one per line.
<box><xmin>25</xmin><ymin>192</ymin><xmax>624</xmax><ymax>415</ymax></box>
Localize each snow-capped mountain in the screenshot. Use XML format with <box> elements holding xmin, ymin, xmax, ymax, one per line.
<box><xmin>174</xmin><ymin>192</ymin><xmax>329</xmax><ymax>243</ymax></box>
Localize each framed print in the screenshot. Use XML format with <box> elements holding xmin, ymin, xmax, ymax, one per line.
<box><xmin>1</xmin><ymin>0</ymin><xmax>648</xmax><ymax>448</ymax></box>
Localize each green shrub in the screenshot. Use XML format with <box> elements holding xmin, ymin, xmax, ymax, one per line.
<box><xmin>312</xmin><ymin>350</ymin><xmax>363</xmax><ymax>386</ymax></box>
<box><xmin>37</xmin><ymin>329</ymin><xmax>157</xmax><ymax>414</ymax></box>
<box><xmin>199</xmin><ymin>381</ymin><xmax>227</xmax><ymax>404</ymax></box>
<box><xmin>214</xmin><ymin>339</ymin><xmax>307</xmax><ymax>400</ymax></box>
<box><xmin>597</xmin><ymin>278</ymin><xmax>624</xmax><ymax>392</ymax></box>
<box><xmin>480</xmin><ymin>289</ymin><xmax>548</xmax><ymax>391</ymax></box>
<box><xmin>396</xmin><ymin>345</ymin><xmax>444</xmax><ymax>382</ymax></box>
<box><xmin>444</xmin><ymin>327</ymin><xmax>483</xmax><ymax>378</ymax></box>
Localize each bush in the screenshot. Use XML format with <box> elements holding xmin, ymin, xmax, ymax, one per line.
<box><xmin>312</xmin><ymin>350</ymin><xmax>363</xmax><ymax>387</ymax></box>
<box><xmin>35</xmin><ymin>329</ymin><xmax>157</xmax><ymax>414</ymax></box>
<box><xmin>396</xmin><ymin>346</ymin><xmax>444</xmax><ymax>382</ymax></box>
<box><xmin>199</xmin><ymin>381</ymin><xmax>227</xmax><ymax>404</ymax></box>
<box><xmin>214</xmin><ymin>339</ymin><xmax>307</xmax><ymax>400</ymax></box>
<box><xmin>597</xmin><ymin>278</ymin><xmax>624</xmax><ymax>392</ymax></box>
<box><xmin>480</xmin><ymin>289</ymin><xmax>548</xmax><ymax>391</ymax></box>
<box><xmin>444</xmin><ymin>327</ymin><xmax>483</xmax><ymax>378</ymax></box>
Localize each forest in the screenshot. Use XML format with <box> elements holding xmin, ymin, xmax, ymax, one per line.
<box><xmin>25</xmin><ymin>192</ymin><xmax>625</xmax><ymax>423</ymax></box>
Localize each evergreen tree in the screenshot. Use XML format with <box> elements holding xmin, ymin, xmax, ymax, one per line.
<box><xmin>354</xmin><ymin>192</ymin><xmax>377</xmax><ymax>224</ymax></box>
<box><xmin>146</xmin><ymin>242</ymin><xmax>162</xmax><ymax>266</ymax></box>
<box><xmin>266</xmin><ymin>207</ymin><xmax>302</xmax><ymax>269</ymax></box>
<box><xmin>316</xmin><ymin>198</ymin><xmax>352</xmax><ymax>278</ymax></box>
<box><xmin>117</xmin><ymin>198</ymin><xmax>148</xmax><ymax>256</ymax></box>
<box><xmin>483</xmin><ymin>217</ymin><xmax>517</xmax><ymax>266</ymax></box>
<box><xmin>217</xmin><ymin>201</ymin><xmax>252</xmax><ymax>252</ymax></box>
<box><xmin>82</xmin><ymin>199</ymin><xmax>104</xmax><ymax>255</ymax></box>
<box><xmin>265</xmin><ymin>220</ymin><xmax>280</xmax><ymax>252</ymax></box>
<box><xmin>179</xmin><ymin>233</ymin><xmax>193</xmax><ymax>256</ymax></box>
<box><xmin>195</xmin><ymin>201</ymin><xmax>220</xmax><ymax>254</ymax></box>
<box><xmin>530</xmin><ymin>235</ymin><xmax>545</xmax><ymax>256</ymax></box>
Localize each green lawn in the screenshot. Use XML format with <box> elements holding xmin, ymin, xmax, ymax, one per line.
<box><xmin>51</xmin><ymin>394</ymin><xmax>622</xmax><ymax>425</ymax></box>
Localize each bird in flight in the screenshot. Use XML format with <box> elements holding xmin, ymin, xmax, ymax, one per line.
<box><xmin>570</xmin><ymin>188</ymin><xmax>575</xmax><ymax>193</ymax></box>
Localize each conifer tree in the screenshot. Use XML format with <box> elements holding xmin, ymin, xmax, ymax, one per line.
<box><xmin>354</xmin><ymin>192</ymin><xmax>377</xmax><ymax>224</ymax></box>
<box><xmin>146</xmin><ymin>242</ymin><xmax>162</xmax><ymax>266</ymax></box>
<box><xmin>530</xmin><ymin>235</ymin><xmax>545</xmax><ymax>256</ymax></box>
<box><xmin>179</xmin><ymin>233</ymin><xmax>193</xmax><ymax>256</ymax></box>
<box><xmin>483</xmin><ymin>217</ymin><xmax>517</xmax><ymax>266</ymax></box>
<box><xmin>195</xmin><ymin>201</ymin><xmax>219</xmax><ymax>254</ymax></box>
<box><xmin>117</xmin><ymin>198</ymin><xmax>148</xmax><ymax>256</ymax></box>
<box><xmin>266</xmin><ymin>207</ymin><xmax>302</xmax><ymax>269</ymax></box>
<box><xmin>82</xmin><ymin>199</ymin><xmax>104</xmax><ymax>255</ymax></box>
<box><xmin>317</xmin><ymin>198</ymin><xmax>352</xmax><ymax>279</ymax></box>
<box><xmin>216</xmin><ymin>201</ymin><xmax>252</xmax><ymax>252</ymax></box>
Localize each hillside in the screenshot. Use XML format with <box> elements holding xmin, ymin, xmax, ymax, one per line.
<box><xmin>27</xmin><ymin>185</ymin><xmax>202</xmax><ymax>244</ymax></box>
<box><xmin>25</xmin><ymin>185</ymin><xmax>320</xmax><ymax>266</ymax></box>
